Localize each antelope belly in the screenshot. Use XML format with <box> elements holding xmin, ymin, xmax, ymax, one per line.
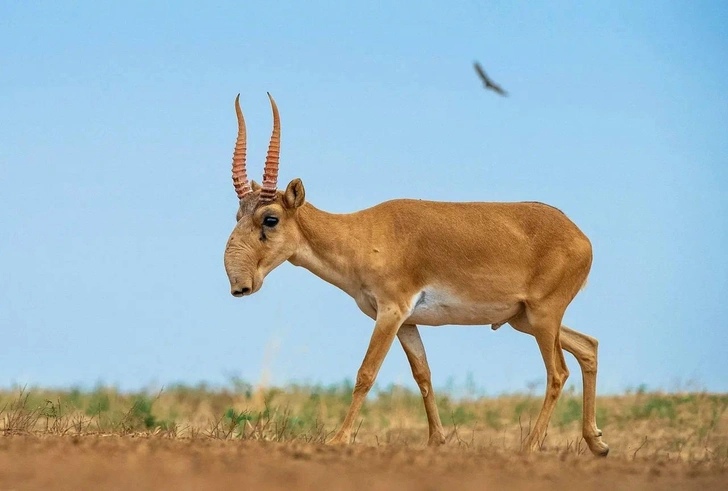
<box><xmin>405</xmin><ymin>289</ymin><xmax>520</xmax><ymax>327</ymax></box>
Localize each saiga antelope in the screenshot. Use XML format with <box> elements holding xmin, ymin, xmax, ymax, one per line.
<box><xmin>223</xmin><ymin>93</ymin><xmax>609</xmax><ymax>456</ymax></box>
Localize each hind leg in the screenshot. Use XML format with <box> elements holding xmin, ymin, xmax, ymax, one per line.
<box><xmin>560</xmin><ymin>325</ymin><xmax>609</xmax><ymax>456</ymax></box>
<box><xmin>509</xmin><ymin>308</ymin><xmax>570</xmax><ymax>452</ymax></box>
<box><xmin>510</xmin><ymin>315</ymin><xmax>609</xmax><ymax>457</ymax></box>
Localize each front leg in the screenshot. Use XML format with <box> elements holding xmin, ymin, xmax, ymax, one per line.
<box><xmin>329</xmin><ymin>304</ymin><xmax>407</xmax><ymax>444</ymax></box>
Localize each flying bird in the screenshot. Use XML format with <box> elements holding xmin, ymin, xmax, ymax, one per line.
<box><xmin>473</xmin><ymin>61</ymin><xmax>508</xmax><ymax>96</ymax></box>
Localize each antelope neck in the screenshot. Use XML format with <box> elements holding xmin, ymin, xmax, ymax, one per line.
<box><xmin>288</xmin><ymin>203</ymin><xmax>363</xmax><ymax>297</ymax></box>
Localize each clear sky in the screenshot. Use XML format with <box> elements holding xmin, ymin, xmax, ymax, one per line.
<box><xmin>1</xmin><ymin>1</ymin><xmax>727</xmax><ymax>395</ymax></box>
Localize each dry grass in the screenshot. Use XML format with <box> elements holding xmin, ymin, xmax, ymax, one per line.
<box><xmin>2</xmin><ymin>384</ymin><xmax>727</xmax><ymax>490</ymax></box>
<box><xmin>2</xmin><ymin>383</ymin><xmax>727</xmax><ymax>463</ymax></box>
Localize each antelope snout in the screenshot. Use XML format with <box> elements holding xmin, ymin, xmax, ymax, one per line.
<box><xmin>230</xmin><ymin>278</ymin><xmax>253</xmax><ymax>297</ymax></box>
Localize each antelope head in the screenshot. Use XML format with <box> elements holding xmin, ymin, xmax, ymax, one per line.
<box><xmin>224</xmin><ymin>94</ymin><xmax>306</xmax><ymax>297</ymax></box>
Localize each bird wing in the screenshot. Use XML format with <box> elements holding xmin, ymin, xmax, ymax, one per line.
<box><xmin>473</xmin><ymin>61</ymin><xmax>508</xmax><ymax>96</ymax></box>
<box><xmin>473</xmin><ymin>62</ymin><xmax>489</xmax><ymax>83</ymax></box>
<box><xmin>488</xmin><ymin>80</ymin><xmax>507</xmax><ymax>96</ymax></box>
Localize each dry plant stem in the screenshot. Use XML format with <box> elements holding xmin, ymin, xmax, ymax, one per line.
<box><xmin>352</xmin><ymin>419</ymin><xmax>364</xmax><ymax>444</ymax></box>
<box><xmin>633</xmin><ymin>436</ymin><xmax>649</xmax><ymax>460</ymax></box>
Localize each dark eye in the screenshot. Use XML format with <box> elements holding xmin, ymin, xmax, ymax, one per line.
<box><xmin>263</xmin><ymin>216</ymin><xmax>279</xmax><ymax>228</ymax></box>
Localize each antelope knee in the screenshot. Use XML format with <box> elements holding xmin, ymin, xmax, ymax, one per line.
<box><xmin>412</xmin><ymin>367</ymin><xmax>432</xmax><ymax>397</ymax></box>
<box><xmin>549</xmin><ymin>371</ymin><xmax>568</xmax><ymax>392</ymax></box>
<box><xmin>417</xmin><ymin>381</ymin><xmax>431</xmax><ymax>398</ymax></box>
<box><xmin>354</xmin><ymin>371</ymin><xmax>375</xmax><ymax>393</ymax></box>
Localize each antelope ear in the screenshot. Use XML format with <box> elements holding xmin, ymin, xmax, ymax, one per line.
<box><xmin>283</xmin><ymin>178</ymin><xmax>305</xmax><ymax>209</ymax></box>
<box><xmin>251</xmin><ymin>180</ymin><xmax>262</xmax><ymax>192</ymax></box>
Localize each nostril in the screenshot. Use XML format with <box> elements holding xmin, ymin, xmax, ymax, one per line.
<box><xmin>231</xmin><ymin>286</ymin><xmax>251</xmax><ymax>297</ymax></box>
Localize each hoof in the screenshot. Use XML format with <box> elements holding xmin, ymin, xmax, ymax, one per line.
<box><xmin>587</xmin><ymin>439</ymin><xmax>609</xmax><ymax>457</ymax></box>
<box><xmin>326</xmin><ymin>435</ymin><xmax>350</xmax><ymax>446</ymax></box>
<box><xmin>522</xmin><ymin>438</ymin><xmax>544</xmax><ymax>454</ymax></box>
<box><xmin>427</xmin><ymin>434</ymin><xmax>446</xmax><ymax>447</ymax></box>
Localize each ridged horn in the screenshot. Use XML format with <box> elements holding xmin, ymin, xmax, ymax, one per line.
<box><xmin>231</xmin><ymin>94</ymin><xmax>252</xmax><ymax>199</ymax></box>
<box><xmin>259</xmin><ymin>92</ymin><xmax>280</xmax><ymax>203</ymax></box>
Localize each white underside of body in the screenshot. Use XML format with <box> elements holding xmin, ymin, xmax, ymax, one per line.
<box><xmin>404</xmin><ymin>288</ymin><xmax>521</xmax><ymax>327</ymax></box>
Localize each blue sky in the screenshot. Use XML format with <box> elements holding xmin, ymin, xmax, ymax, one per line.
<box><xmin>1</xmin><ymin>1</ymin><xmax>727</xmax><ymax>395</ymax></box>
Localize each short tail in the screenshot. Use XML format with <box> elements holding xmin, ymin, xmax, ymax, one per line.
<box><xmin>580</xmin><ymin>276</ymin><xmax>589</xmax><ymax>291</ymax></box>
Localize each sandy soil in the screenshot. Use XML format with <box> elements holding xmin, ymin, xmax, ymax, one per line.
<box><xmin>0</xmin><ymin>436</ymin><xmax>726</xmax><ymax>491</ymax></box>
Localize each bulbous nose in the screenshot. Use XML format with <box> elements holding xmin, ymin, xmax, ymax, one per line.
<box><xmin>231</xmin><ymin>287</ymin><xmax>251</xmax><ymax>297</ymax></box>
<box><xmin>230</xmin><ymin>279</ymin><xmax>253</xmax><ymax>297</ymax></box>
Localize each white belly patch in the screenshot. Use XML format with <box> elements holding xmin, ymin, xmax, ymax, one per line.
<box><xmin>405</xmin><ymin>288</ymin><xmax>520</xmax><ymax>327</ymax></box>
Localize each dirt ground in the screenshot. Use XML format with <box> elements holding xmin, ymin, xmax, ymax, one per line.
<box><xmin>1</xmin><ymin>436</ymin><xmax>726</xmax><ymax>491</ymax></box>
